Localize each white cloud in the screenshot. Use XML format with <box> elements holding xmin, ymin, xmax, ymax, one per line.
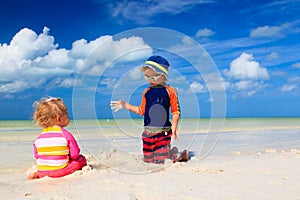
<box><xmin>231</xmin><ymin>80</ymin><xmax>267</xmax><ymax>96</ymax></box>
<box><xmin>128</xmin><ymin>67</ymin><xmax>143</xmax><ymax>80</ymax></box>
<box><xmin>0</xmin><ymin>27</ymin><xmax>57</xmax><ymax>62</ymax></box>
<box><xmin>249</xmin><ymin>23</ymin><xmax>291</xmax><ymax>38</ymax></box>
<box><xmin>35</xmin><ymin>48</ymin><xmax>74</xmax><ymax>69</ymax></box>
<box><xmin>71</xmin><ymin>36</ymin><xmax>112</xmax><ymax>59</ymax></box>
<box><xmin>202</xmin><ymin>73</ymin><xmax>230</xmax><ymax>91</ymax></box>
<box><xmin>57</xmin><ymin>78</ymin><xmax>82</xmax><ymax>88</ymax></box>
<box><xmin>2</xmin><ymin>94</ymin><xmax>14</xmax><ymax>99</ymax></box>
<box><xmin>0</xmin><ymin>27</ymin><xmax>57</xmax><ymax>83</ymax></box>
<box><xmin>280</xmin><ymin>84</ymin><xmax>297</xmax><ymax>92</ymax></box>
<box><xmin>224</xmin><ymin>53</ymin><xmax>270</xmax><ymax>96</ymax></box>
<box><xmin>99</xmin><ymin>77</ymin><xmax>117</xmax><ymax>90</ymax></box>
<box><xmin>0</xmin><ymin>27</ymin><xmax>59</xmax><ymax>92</ymax></box>
<box><xmin>188</xmin><ymin>82</ymin><xmax>206</xmax><ymax>93</ymax></box>
<box><xmin>233</xmin><ymin>80</ymin><xmax>251</xmax><ymax>91</ymax></box>
<box><xmin>112</xmin><ymin>37</ymin><xmax>153</xmax><ymax>62</ymax></box>
<box><xmin>265</xmin><ymin>52</ymin><xmax>279</xmax><ymax>61</ymax></box>
<box><xmin>71</xmin><ymin>36</ymin><xmax>152</xmax><ymax>75</ymax></box>
<box><xmin>280</xmin><ymin>76</ymin><xmax>300</xmax><ymax>92</ymax></box>
<box><xmin>182</xmin><ymin>36</ymin><xmax>194</xmax><ymax>45</ymax></box>
<box><xmin>291</xmin><ymin>62</ymin><xmax>300</xmax><ymax>68</ymax></box>
<box><xmin>0</xmin><ymin>27</ymin><xmax>153</xmax><ymax>93</ymax></box>
<box><xmin>107</xmin><ymin>0</ymin><xmax>213</xmax><ymax>24</ymax></box>
<box><xmin>226</xmin><ymin>53</ymin><xmax>269</xmax><ymax>80</ymax></box>
<box><xmin>0</xmin><ymin>81</ymin><xmax>30</xmax><ymax>93</ymax></box>
<box><xmin>196</xmin><ymin>28</ymin><xmax>215</xmax><ymax>37</ymax></box>
<box><xmin>288</xmin><ymin>77</ymin><xmax>300</xmax><ymax>82</ymax></box>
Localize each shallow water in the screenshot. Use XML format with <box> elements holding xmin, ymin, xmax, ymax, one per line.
<box><xmin>0</xmin><ymin>118</ymin><xmax>299</xmax><ymax>174</ymax></box>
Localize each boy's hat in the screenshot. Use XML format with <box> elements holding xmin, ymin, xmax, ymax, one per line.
<box><xmin>143</xmin><ymin>55</ymin><xmax>169</xmax><ymax>76</ymax></box>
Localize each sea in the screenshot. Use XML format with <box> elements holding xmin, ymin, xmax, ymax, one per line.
<box><xmin>0</xmin><ymin>118</ymin><xmax>300</xmax><ymax>174</ymax></box>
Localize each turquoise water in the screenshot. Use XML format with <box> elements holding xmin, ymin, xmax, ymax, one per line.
<box><xmin>1</xmin><ymin>117</ymin><xmax>299</xmax><ymax>143</ymax></box>
<box><xmin>0</xmin><ymin>118</ymin><xmax>299</xmax><ymax>174</ymax></box>
<box><xmin>1</xmin><ymin>117</ymin><xmax>299</xmax><ymax>134</ymax></box>
<box><xmin>0</xmin><ymin>117</ymin><xmax>299</xmax><ymax>144</ymax></box>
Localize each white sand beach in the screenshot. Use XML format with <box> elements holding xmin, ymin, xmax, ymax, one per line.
<box><xmin>1</xmin><ymin>118</ymin><xmax>300</xmax><ymax>199</ymax></box>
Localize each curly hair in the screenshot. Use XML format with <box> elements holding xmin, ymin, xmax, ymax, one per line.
<box><xmin>33</xmin><ymin>97</ymin><xmax>68</xmax><ymax>128</ymax></box>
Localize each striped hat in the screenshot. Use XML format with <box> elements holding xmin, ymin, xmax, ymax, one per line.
<box><xmin>144</xmin><ymin>55</ymin><xmax>169</xmax><ymax>76</ymax></box>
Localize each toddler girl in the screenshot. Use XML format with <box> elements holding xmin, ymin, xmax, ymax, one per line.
<box><xmin>28</xmin><ymin>97</ymin><xmax>86</xmax><ymax>179</ymax></box>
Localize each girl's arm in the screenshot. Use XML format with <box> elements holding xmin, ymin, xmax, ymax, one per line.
<box><xmin>33</xmin><ymin>143</ymin><xmax>38</xmax><ymax>159</ymax></box>
<box><xmin>62</xmin><ymin>128</ymin><xmax>80</xmax><ymax>160</ymax></box>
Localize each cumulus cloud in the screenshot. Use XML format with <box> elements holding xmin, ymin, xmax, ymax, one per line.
<box><xmin>128</xmin><ymin>67</ymin><xmax>144</xmax><ymax>80</ymax></box>
<box><xmin>35</xmin><ymin>48</ymin><xmax>74</xmax><ymax>69</ymax></box>
<box><xmin>0</xmin><ymin>27</ymin><xmax>58</xmax><ymax>92</ymax></box>
<box><xmin>71</xmin><ymin>36</ymin><xmax>152</xmax><ymax>75</ymax></box>
<box><xmin>0</xmin><ymin>27</ymin><xmax>57</xmax><ymax>61</ymax></box>
<box><xmin>202</xmin><ymin>73</ymin><xmax>230</xmax><ymax>91</ymax></box>
<box><xmin>249</xmin><ymin>23</ymin><xmax>291</xmax><ymax>38</ymax></box>
<box><xmin>224</xmin><ymin>53</ymin><xmax>269</xmax><ymax>96</ymax></box>
<box><xmin>188</xmin><ymin>82</ymin><xmax>206</xmax><ymax>93</ymax></box>
<box><xmin>0</xmin><ymin>27</ymin><xmax>152</xmax><ymax>93</ymax></box>
<box><xmin>0</xmin><ymin>81</ymin><xmax>30</xmax><ymax>93</ymax></box>
<box><xmin>226</xmin><ymin>53</ymin><xmax>269</xmax><ymax>80</ymax></box>
<box><xmin>231</xmin><ymin>80</ymin><xmax>266</xmax><ymax>95</ymax></box>
<box><xmin>196</xmin><ymin>28</ymin><xmax>215</xmax><ymax>37</ymax></box>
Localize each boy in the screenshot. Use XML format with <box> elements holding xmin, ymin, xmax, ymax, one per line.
<box><xmin>111</xmin><ymin>55</ymin><xmax>188</xmax><ymax>164</ymax></box>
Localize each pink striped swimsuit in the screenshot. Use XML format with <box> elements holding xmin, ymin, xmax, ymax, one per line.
<box><xmin>34</xmin><ymin>126</ymin><xmax>80</xmax><ymax>172</ymax></box>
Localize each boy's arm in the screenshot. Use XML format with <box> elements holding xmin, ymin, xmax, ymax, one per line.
<box><xmin>167</xmin><ymin>86</ymin><xmax>181</xmax><ymax>140</ymax></box>
<box><xmin>112</xmin><ymin>88</ymin><xmax>148</xmax><ymax>115</ymax></box>
<box><xmin>172</xmin><ymin>113</ymin><xmax>180</xmax><ymax>140</ymax></box>
<box><xmin>120</xmin><ymin>100</ymin><xmax>141</xmax><ymax>114</ymax></box>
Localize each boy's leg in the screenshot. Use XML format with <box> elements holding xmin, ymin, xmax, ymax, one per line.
<box><xmin>153</xmin><ymin>131</ymin><xmax>172</xmax><ymax>164</ymax></box>
<box><xmin>169</xmin><ymin>146</ymin><xmax>178</xmax><ymax>162</ymax></box>
<box><xmin>142</xmin><ymin>131</ymin><xmax>155</xmax><ymax>163</ymax></box>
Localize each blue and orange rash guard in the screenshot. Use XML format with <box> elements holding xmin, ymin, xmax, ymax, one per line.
<box><xmin>138</xmin><ymin>85</ymin><xmax>180</xmax><ymax>128</ymax></box>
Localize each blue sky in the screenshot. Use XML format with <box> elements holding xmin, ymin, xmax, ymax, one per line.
<box><xmin>0</xmin><ymin>0</ymin><xmax>300</xmax><ymax>119</ymax></box>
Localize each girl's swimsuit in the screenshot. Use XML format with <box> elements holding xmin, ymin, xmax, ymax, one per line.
<box><xmin>34</xmin><ymin>126</ymin><xmax>86</xmax><ymax>178</ymax></box>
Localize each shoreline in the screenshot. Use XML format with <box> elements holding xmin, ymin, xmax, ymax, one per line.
<box><xmin>0</xmin><ymin>119</ymin><xmax>300</xmax><ymax>199</ymax></box>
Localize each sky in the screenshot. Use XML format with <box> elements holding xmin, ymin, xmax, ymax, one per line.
<box><xmin>0</xmin><ymin>0</ymin><xmax>300</xmax><ymax>119</ymax></box>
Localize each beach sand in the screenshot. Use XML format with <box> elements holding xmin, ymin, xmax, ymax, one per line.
<box><xmin>1</xmin><ymin>119</ymin><xmax>300</xmax><ymax>199</ymax></box>
<box><xmin>2</xmin><ymin>149</ymin><xmax>300</xmax><ymax>200</ymax></box>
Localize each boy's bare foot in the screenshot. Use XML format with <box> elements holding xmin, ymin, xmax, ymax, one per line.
<box><xmin>177</xmin><ymin>150</ymin><xmax>188</xmax><ymax>162</ymax></box>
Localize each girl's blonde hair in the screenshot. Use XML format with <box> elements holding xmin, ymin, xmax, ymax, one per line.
<box><xmin>33</xmin><ymin>97</ymin><xmax>67</xmax><ymax>128</ymax></box>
